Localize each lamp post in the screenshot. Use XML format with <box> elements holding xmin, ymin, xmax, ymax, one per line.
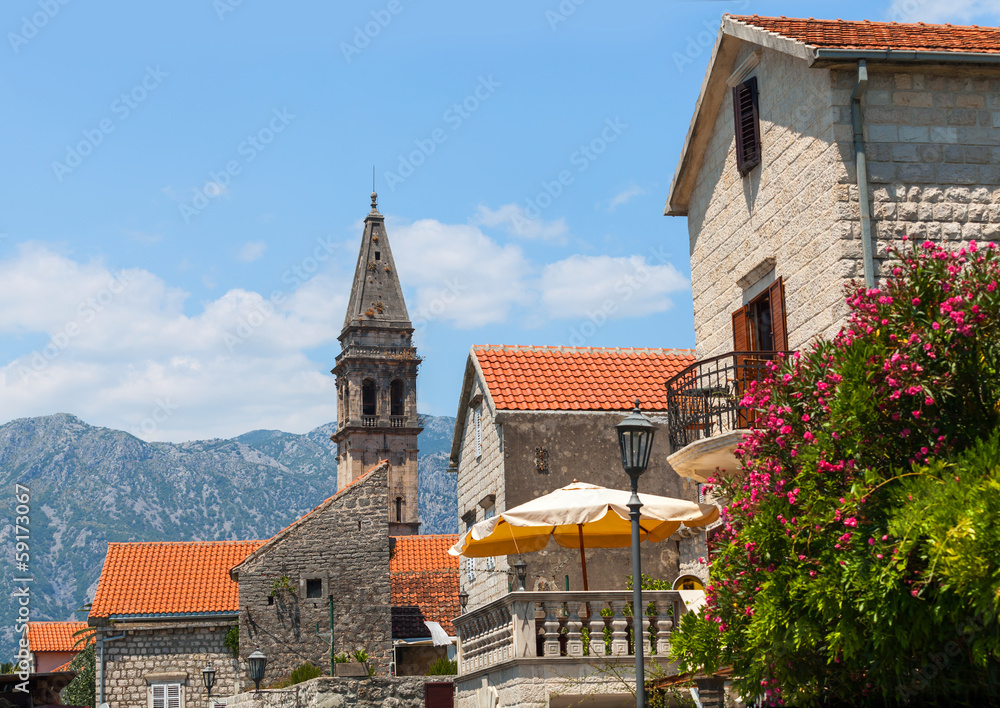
<box><xmin>201</xmin><ymin>665</ymin><xmax>216</xmax><ymax>699</ymax></box>
<box><xmin>247</xmin><ymin>650</ymin><xmax>267</xmax><ymax>693</ymax></box>
<box><xmin>615</xmin><ymin>399</ymin><xmax>656</xmax><ymax>708</ymax></box>
<box><xmin>458</xmin><ymin>589</ymin><xmax>469</xmax><ymax>614</ymax></box>
<box><xmin>512</xmin><ymin>557</ymin><xmax>528</xmax><ymax>591</ymax></box>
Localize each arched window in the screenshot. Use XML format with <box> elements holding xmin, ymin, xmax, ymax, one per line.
<box><xmin>390</xmin><ymin>379</ymin><xmax>405</xmax><ymax>417</ymax></box>
<box><xmin>394</xmin><ymin>496</ymin><xmax>403</xmax><ymax>523</ymax></box>
<box><xmin>342</xmin><ymin>382</ymin><xmax>350</xmax><ymax>419</ymax></box>
<box><xmin>362</xmin><ymin>379</ymin><xmax>377</xmax><ymax>417</ymax></box>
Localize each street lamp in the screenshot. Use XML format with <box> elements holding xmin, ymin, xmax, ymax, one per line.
<box><xmin>247</xmin><ymin>650</ymin><xmax>267</xmax><ymax>693</ymax></box>
<box><xmin>615</xmin><ymin>399</ymin><xmax>657</xmax><ymax>708</ymax></box>
<box><xmin>458</xmin><ymin>589</ymin><xmax>469</xmax><ymax>614</ymax></box>
<box><xmin>512</xmin><ymin>557</ymin><xmax>528</xmax><ymax>591</ymax></box>
<box><xmin>201</xmin><ymin>665</ymin><xmax>216</xmax><ymax>698</ymax></box>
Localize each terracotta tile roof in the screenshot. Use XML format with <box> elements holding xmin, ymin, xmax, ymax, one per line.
<box><xmin>391</xmin><ymin>534</ymin><xmax>459</xmax><ymax>573</ymax></box>
<box><xmin>391</xmin><ymin>534</ymin><xmax>459</xmax><ymax>636</ymax></box>
<box><xmin>26</xmin><ymin>622</ymin><xmax>91</xmax><ymax>652</ymax></box>
<box><xmin>730</xmin><ymin>15</ymin><xmax>1000</xmax><ymax>54</ymax></box>
<box><xmin>51</xmin><ymin>659</ymin><xmax>75</xmax><ymax>673</ymax></box>
<box><xmin>473</xmin><ymin>345</ymin><xmax>695</xmax><ymax>411</ymax></box>
<box><xmin>90</xmin><ymin>541</ymin><xmax>264</xmax><ymax>618</ymax></box>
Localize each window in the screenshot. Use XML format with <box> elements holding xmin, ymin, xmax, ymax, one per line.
<box><xmin>732</xmin><ymin>277</ymin><xmax>787</xmax><ymax>354</ymax></box>
<box><xmin>342</xmin><ymin>382</ymin><xmax>350</xmax><ymax>418</ymax></box>
<box><xmin>151</xmin><ymin>684</ymin><xmax>181</xmax><ymax>708</ymax></box>
<box><xmin>362</xmin><ymin>379</ymin><xmax>377</xmax><ymax>417</ymax></box>
<box><xmin>390</xmin><ymin>380</ymin><xmax>405</xmax><ymax>417</ymax></box>
<box><xmin>464</xmin><ymin>512</ymin><xmax>477</xmax><ymax>582</ymax></box>
<box><xmin>474</xmin><ymin>408</ymin><xmax>482</xmax><ymax>459</ymax></box>
<box><xmin>484</xmin><ymin>504</ymin><xmax>496</xmax><ymax>571</ymax></box>
<box><xmin>732</xmin><ymin>76</ymin><xmax>761</xmax><ymax>176</ymax></box>
<box><xmin>305</xmin><ymin>579</ymin><xmax>322</xmax><ymax>599</ymax></box>
<box><xmin>395</xmin><ymin>496</ymin><xmax>403</xmax><ymax>523</ymax></box>
<box><xmin>375</xmin><ymin>251</ymin><xmax>381</xmax><ymax>261</ymax></box>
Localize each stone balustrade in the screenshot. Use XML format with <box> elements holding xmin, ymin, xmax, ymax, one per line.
<box><xmin>453</xmin><ymin>590</ymin><xmax>687</xmax><ymax>676</ymax></box>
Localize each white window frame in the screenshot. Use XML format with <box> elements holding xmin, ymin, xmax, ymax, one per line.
<box><xmin>474</xmin><ymin>407</ymin><xmax>482</xmax><ymax>459</ymax></box>
<box><xmin>150</xmin><ymin>683</ymin><xmax>182</xmax><ymax>708</ymax></box>
<box><xmin>484</xmin><ymin>505</ymin><xmax>496</xmax><ymax>571</ymax></box>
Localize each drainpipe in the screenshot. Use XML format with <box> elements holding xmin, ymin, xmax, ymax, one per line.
<box><xmin>851</xmin><ymin>59</ymin><xmax>875</xmax><ymax>289</ymax></box>
<box><xmin>98</xmin><ymin>630</ymin><xmax>127</xmax><ymax>706</ymax></box>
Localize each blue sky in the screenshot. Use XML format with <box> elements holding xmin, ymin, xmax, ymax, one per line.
<box><xmin>2</xmin><ymin>0</ymin><xmax>999</xmax><ymax>441</ymax></box>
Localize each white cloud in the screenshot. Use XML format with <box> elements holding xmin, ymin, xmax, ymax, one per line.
<box><xmin>390</xmin><ymin>218</ymin><xmax>534</xmax><ymax>329</ymax></box>
<box><xmin>238</xmin><ymin>240</ymin><xmax>267</xmax><ymax>263</ymax></box>
<box><xmin>606</xmin><ymin>185</ymin><xmax>647</xmax><ymax>212</ymax></box>
<box><xmin>885</xmin><ymin>0</ymin><xmax>1000</xmax><ymax>22</ymax></box>
<box><xmin>473</xmin><ymin>203</ymin><xmax>569</xmax><ymax>242</ymax></box>
<box><xmin>0</xmin><ymin>243</ymin><xmax>344</xmax><ymax>441</ymax></box>
<box><xmin>539</xmin><ymin>254</ymin><xmax>689</xmax><ymax>319</ymax></box>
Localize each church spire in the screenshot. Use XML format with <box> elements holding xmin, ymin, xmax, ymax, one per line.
<box><xmin>342</xmin><ymin>192</ymin><xmax>410</xmax><ymax>333</ymax></box>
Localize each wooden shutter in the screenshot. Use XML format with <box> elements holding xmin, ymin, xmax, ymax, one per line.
<box><xmin>166</xmin><ymin>684</ymin><xmax>181</xmax><ymax>708</ymax></box>
<box><xmin>732</xmin><ymin>77</ymin><xmax>761</xmax><ymax>176</ymax></box>
<box><xmin>474</xmin><ymin>408</ymin><xmax>482</xmax><ymax>458</ymax></box>
<box><xmin>767</xmin><ymin>277</ymin><xmax>788</xmax><ymax>351</ymax></box>
<box><xmin>732</xmin><ymin>305</ymin><xmax>752</xmax><ymax>428</ymax></box>
<box><xmin>152</xmin><ymin>685</ymin><xmax>165</xmax><ymax>708</ymax></box>
<box><xmin>732</xmin><ymin>305</ymin><xmax>750</xmax><ymax>353</ymax></box>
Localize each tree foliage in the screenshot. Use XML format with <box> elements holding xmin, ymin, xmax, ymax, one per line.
<box><xmin>61</xmin><ymin>644</ymin><xmax>96</xmax><ymax>708</ymax></box>
<box><xmin>671</xmin><ymin>240</ymin><xmax>1000</xmax><ymax>705</ymax></box>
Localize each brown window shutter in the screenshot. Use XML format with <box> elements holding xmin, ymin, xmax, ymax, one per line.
<box><xmin>768</xmin><ymin>277</ymin><xmax>788</xmax><ymax>351</ymax></box>
<box><xmin>732</xmin><ymin>305</ymin><xmax>750</xmax><ymax>352</ymax></box>
<box><xmin>732</xmin><ymin>76</ymin><xmax>761</xmax><ymax>176</ymax></box>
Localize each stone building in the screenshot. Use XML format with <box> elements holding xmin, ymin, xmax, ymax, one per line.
<box><xmin>25</xmin><ymin>621</ymin><xmax>89</xmax><ymax>673</ymax></box>
<box><xmin>89</xmin><ymin>540</ymin><xmax>264</xmax><ymax>708</ymax></box>
<box><xmin>448</xmin><ymin>344</ymin><xmax>702</xmax><ymax>610</ymax></box>
<box><xmin>331</xmin><ymin>193</ymin><xmax>422</xmax><ymax>536</ymax></box>
<box><xmin>230</xmin><ymin>461</ymin><xmax>393</xmax><ymax>683</ymax></box>
<box><xmin>664</xmin><ymin>14</ymin><xmax>1000</xmax><ymax>483</ymax></box>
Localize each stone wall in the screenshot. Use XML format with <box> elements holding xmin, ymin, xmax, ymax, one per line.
<box><xmin>226</xmin><ymin>677</ymin><xmax>430</xmax><ymax>708</ymax></box>
<box><xmin>455</xmin><ymin>660</ymin><xmax>638</xmax><ymax>708</ymax></box>
<box><xmin>234</xmin><ymin>464</ymin><xmax>392</xmax><ymax>686</ymax></box>
<box><xmin>834</xmin><ymin>65</ymin><xmax>1000</xmax><ymax>276</ymax></box>
<box><xmin>95</xmin><ymin>621</ymin><xmax>239</xmax><ymax>708</ymax></box>
<box><xmin>456</xmin><ymin>387</ymin><xmax>707</xmax><ymax>610</ymax></box>
<box><xmin>686</xmin><ymin>44</ymin><xmax>846</xmax><ymax>359</ymax></box>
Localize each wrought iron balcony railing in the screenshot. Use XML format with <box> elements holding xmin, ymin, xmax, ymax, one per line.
<box><xmin>664</xmin><ymin>351</ymin><xmax>788</xmax><ymax>451</ymax></box>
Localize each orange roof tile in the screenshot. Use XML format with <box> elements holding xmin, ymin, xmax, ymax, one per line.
<box><xmin>26</xmin><ymin>622</ymin><xmax>91</xmax><ymax>653</ymax></box>
<box><xmin>391</xmin><ymin>534</ymin><xmax>459</xmax><ymax>573</ymax></box>
<box><xmin>730</xmin><ymin>15</ymin><xmax>1000</xmax><ymax>54</ymax></box>
<box><xmin>391</xmin><ymin>535</ymin><xmax>459</xmax><ymax>635</ymax></box>
<box><xmin>51</xmin><ymin>659</ymin><xmax>75</xmax><ymax>673</ymax></box>
<box><xmin>90</xmin><ymin>541</ymin><xmax>264</xmax><ymax>618</ymax></box>
<box><xmin>473</xmin><ymin>345</ymin><xmax>695</xmax><ymax>411</ymax></box>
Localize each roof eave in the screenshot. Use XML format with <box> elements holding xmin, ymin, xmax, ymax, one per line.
<box><xmin>812</xmin><ymin>47</ymin><xmax>1000</xmax><ymax>66</ymax></box>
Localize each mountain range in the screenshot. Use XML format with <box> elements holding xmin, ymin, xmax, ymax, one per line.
<box><xmin>0</xmin><ymin>412</ymin><xmax>457</xmax><ymax>656</ymax></box>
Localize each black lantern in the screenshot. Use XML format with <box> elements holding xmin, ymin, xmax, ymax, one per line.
<box><xmin>458</xmin><ymin>589</ymin><xmax>469</xmax><ymax>614</ymax></box>
<box><xmin>247</xmin><ymin>650</ymin><xmax>267</xmax><ymax>692</ymax></box>
<box><xmin>512</xmin><ymin>557</ymin><xmax>528</xmax><ymax>591</ymax></box>
<box><xmin>615</xmin><ymin>400</ymin><xmax>656</xmax><ymax>486</ymax></box>
<box><xmin>201</xmin><ymin>665</ymin><xmax>216</xmax><ymax>697</ymax></box>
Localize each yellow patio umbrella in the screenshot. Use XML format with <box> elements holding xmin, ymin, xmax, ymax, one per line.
<box><xmin>448</xmin><ymin>480</ymin><xmax>719</xmax><ymax>590</ymax></box>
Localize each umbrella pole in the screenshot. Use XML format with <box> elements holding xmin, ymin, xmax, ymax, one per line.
<box><xmin>577</xmin><ymin>524</ymin><xmax>589</xmax><ymax>591</ymax></box>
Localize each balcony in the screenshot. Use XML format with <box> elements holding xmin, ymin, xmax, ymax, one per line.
<box><xmin>664</xmin><ymin>351</ymin><xmax>786</xmax><ymax>483</ymax></box>
<box><xmin>390</xmin><ymin>415</ymin><xmax>405</xmax><ymax>428</ymax></box>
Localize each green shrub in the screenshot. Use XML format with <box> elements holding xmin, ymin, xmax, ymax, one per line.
<box><xmin>224</xmin><ymin>623</ymin><xmax>239</xmax><ymax>658</ymax></box>
<box><xmin>425</xmin><ymin>656</ymin><xmax>457</xmax><ymax>675</ymax></box>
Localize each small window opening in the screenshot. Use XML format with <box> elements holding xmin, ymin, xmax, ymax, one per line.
<box><xmin>305</xmin><ymin>579</ymin><xmax>322</xmax><ymax>599</ymax></box>
<box><xmin>357</xmin><ymin>518</ymin><xmax>361</xmax><ymax>531</ymax></box>
<box><xmin>362</xmin><ymin>379</ymin><xmax>376</xmax><ymax>416</ymax></box>
<box><xmin>267</xmin><ymin>595</ymin><xmax>274</xmax><ymax>606</ymax></box>
<box><xmin>395</xmin><ymin>496</ymin><xmax>403</xmax><ymax>522</ymax></box>
<box><xmin>375</xmin><ymin>251</ymin><xmax>381</xmax><ymax>261</ymax></box>
<box><xmin>732</xmin><ymin>76</ymin><xmax>761</xmax><ymax>176</ymax></box>
<box><xmin>390</xmin><ymin>379</ymin><xmax>405</xmax><ymax>417</ymax></box>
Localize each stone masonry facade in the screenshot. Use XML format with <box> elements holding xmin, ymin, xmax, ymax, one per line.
<box><xmin>686</xmin><ymin>41</ymin><xmax>1000</xmax><ymax>359</ymax></box>
<box><xmin>233</xmin><ymin>464</ymin><xmax>392</xmax><ymax>685</ymax></box>
<box><xmin>227</xmin><ymin>677</ymin><xmax>430</xmax><ymax>708</ymax></box>
<box><xmin>96</xmin><ymin>621</ymin><xmax>238</xmax><ymax>708</ymax></box>
<box><xmin>456</xmin><ymin>376</ymin><xmax>705</xmax><ymax>610</ymax></box>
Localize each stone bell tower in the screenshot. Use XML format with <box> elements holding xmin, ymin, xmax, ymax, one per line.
<box><xmin>331</xmin><ymin>193</ymin><xmax>422</xmax><ymax>536</ymax></box>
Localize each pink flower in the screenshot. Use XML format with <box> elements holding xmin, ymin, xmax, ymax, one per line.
<box><xmin>844</xmin><ymin>517</ymin><xmax>857</xmax><ymax>528</ymax></box>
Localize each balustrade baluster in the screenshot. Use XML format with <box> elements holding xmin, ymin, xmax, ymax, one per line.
<box><xmin>565</xmin><ymin>602</ymin><xmax>583</xmax><ymax>657</ymax></box>
<box><xmin>656</xmin><ymin>605</ymin><xmax>673</xmax><ymax>656</ymax></box>
<box><xmin>589</xmin><ymin>603</ymin><xmax>608</xmax><ymax>657</ymax></box>
<box><xmin>542</xmin><ymin>601</ymin><xmax>562</xmax><ymax>657</ymax></box>
<box><xmin>610</xmin><ymin>600</ymin><xmax>629</xmax><ymax>656</ymax></box>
